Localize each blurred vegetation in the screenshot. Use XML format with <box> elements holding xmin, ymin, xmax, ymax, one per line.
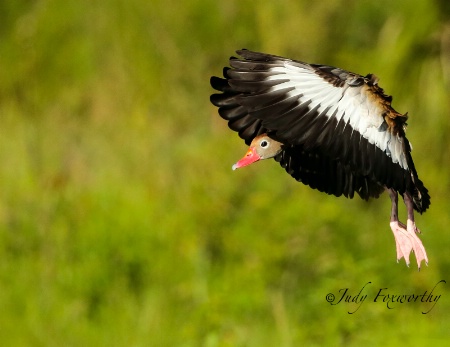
<box><xmin>0</xmin><ymin>0</ymin><xmax>449</xmax><ymax>346</ymax></box>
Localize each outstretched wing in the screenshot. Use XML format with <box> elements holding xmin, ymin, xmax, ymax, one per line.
<box><xmin>210</xmin><ymin>49</ymin><xmax>429</xmax><ymax>211</ymax></box>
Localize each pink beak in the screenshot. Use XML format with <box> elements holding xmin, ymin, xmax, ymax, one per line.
<box><xmin>232</xmin><ymin>147</ymin><xmax>261</xmax><ymax>170</ymax></box>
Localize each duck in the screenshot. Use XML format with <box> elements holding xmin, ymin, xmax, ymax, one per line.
<box><xmin>210</xmin><ymin>49</ymin><xmax>430</xmax><ymax>269</ymax></box>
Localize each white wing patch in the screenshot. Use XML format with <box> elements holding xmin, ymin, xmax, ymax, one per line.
<box><xmin>265</xmin><ymin>62</ymin><xmax>409</xmax><ymax>170</ymax></box>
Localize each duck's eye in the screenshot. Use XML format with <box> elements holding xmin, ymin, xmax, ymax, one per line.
<box><xmin>260</xmin><ymin>140</ymin><xmax>269</xmax><ymax>148</ymax></box>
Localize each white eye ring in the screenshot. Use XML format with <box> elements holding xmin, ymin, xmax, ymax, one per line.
<box><xmin>260</xmin><ymin>140</ymin><xmax>269</xmax><ymax>148</ymax></box>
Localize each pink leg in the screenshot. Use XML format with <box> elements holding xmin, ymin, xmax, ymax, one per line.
<box><xmin>403</xmin><ymin>192</ymin><xmax>428</xmax><ymax>269</ymax></box>
<box><xmin>387</xmin><ymin>189</ymin><xmax>428</xmax><ymax>269</ymax></box>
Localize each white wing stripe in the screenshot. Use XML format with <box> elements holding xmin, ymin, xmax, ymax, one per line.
<box><xmin>264</xmin><ymin>63</ymin><xmax>408</xmax><ymax>169</ymax></box>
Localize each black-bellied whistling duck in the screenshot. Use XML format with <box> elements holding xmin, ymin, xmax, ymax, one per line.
<box><xmin>210</xmin><ymin>49</ymin><xmax>430</xmax><ymax>269</ymax></box>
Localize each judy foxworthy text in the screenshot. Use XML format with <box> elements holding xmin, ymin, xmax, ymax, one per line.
<box><xmin>326</xmin><ymin>280</ymin><xmax>445</xmax><ymax>314</ymax></box>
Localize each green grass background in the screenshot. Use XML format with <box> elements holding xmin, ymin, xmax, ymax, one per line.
<box><xmin>0</xmin><ymin>0</ymin><xmax>449</xmax><ymax>345</ymax></box>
